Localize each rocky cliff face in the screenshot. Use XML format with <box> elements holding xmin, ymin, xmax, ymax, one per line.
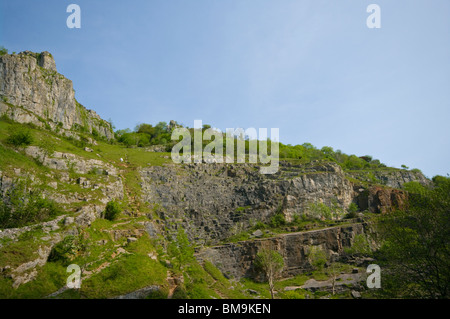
<box><xmin>197</xmin><ymin>223</ymin><xmax>367</xmax><ymax>279</ymax></box>
<box><xmin>0</xmin><ymin>51</ymin><xmax>113</xmax><ymax>140</ymax></box>
<box><xmin>353</xmin><ymin>186</ymin><xmax>407</xmax><ymax>214</ymax></box>
<box><xmin>141</xmin><ymin>160</ymin><xmax>429</xmax><ymax>245</ymax></box>
<box><xmin>347</xmin><ymin>169</ymin><xmax>430</xmax><ymax>189</ymax></box>
<box><xmin>141</xmin><ymin>161</ymin><xmax>354</xmax><ymax>244</ymax></box>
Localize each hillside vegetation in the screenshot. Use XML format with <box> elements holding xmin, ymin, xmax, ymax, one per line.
<box><xmin>0</xmin><ymin>49</ymin><xmax>447</xmax><ymax>299</ymax></box>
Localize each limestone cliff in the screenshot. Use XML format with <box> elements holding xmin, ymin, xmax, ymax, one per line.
<box><xmin>197</xmin><ymin>223</ymin><xmax>367</xmax><ymax>279</ymax></box>
<box><xmin>347</xmin><ymin>169</ymin><xmax>431</xmax><ymax>189</ymax></box>
<box><xmin>0</xmin><ymin>51</ymin><xmax>113</xmax><ymax>140</ymax></box>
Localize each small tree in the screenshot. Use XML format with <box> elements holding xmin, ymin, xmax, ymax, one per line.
<box><xmin>346</xmin><ymin>202</ymin><xmax>359</xmax><ymax>219</ymax></box>
<box><xmin>307</xmin><ymin>246</ymin><xmax>327</xmax><ymax>271</ymax></box>
<box><xmin>254</xmin><ymin>247</ymin><xmax>284</xmax><ymax>299</ymax></box>
<box><xmin>104</xmin><ymin>201</ymin><xmax>121</xmax><ymax>221</ymax></box>
<box><xmin>167</xmin><ymin>227</ymin><xmax>194</xmax><ymax>270</ymax></box>
<box><xmin>329</xmin><ymin>262</ymin><xmax>340</xmax><ymax>296</ymax></box>
<box><xmin>376</xmin><ymin>177</ymin><xmax>450</xmax><ymax>298</ymax></box>
<box><xmin>0</xmin><ymin>46</ymin><xmax>7</xmax><ymax>56</ymax></box>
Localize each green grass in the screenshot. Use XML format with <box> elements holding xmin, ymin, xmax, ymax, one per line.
<box><xmin>78</xmin><ymin>254</ymin><xmax>167</xmax><ymax>298</ymax></box>
<box><xmin>276</xmin><ymin>274</ymin><xmax>309</xmax><ymax>289</ymax></box>
<box><xmin>0</xmin><ymin>262</ymin><xmax>67</xmax><ymax>298</ymax></box>
<box><xmin>202</xmin><ymin>261</ymin><xmax>248</xmax><ymax>299</ymax></box>
<box><xmin>93</xmin><ymin>141</ymin><xmax>171</xmax><ymax>168</ymax></box>
<box><xmin>53</xmin><ymin>233</ymin><xmax>167</xmax><ymax>299</ymax></box>
<box><xmin>239</xmin><ymin>278</ymin><xmax>272</xmax><ymax>299</ymax></box>
<box><xmin>1</xmin><ymin>118</ymin><xmax>171</xmax><ymax>173</ymax></box>
<box><xmin>0</xmin><ymin>227</ymin><xmax>48</xmax><ymax>268</ymax></box>
<box><xmin>278</xmin><ymin>289</ymin><xmax>308</xmax><ymax>299</ymax></box>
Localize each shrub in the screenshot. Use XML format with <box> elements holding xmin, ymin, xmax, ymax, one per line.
<box><xmin>47</xmin><ymin>235</ymin><xmax>78</xmax><ymax>264</ymax></box>
<box><xmin>403</xmin><ymin>181</ymin><xmax>427</xmax><ymax>194</ymax></box>
<box><xmin>167</xmin><ymin>227</ymin><xmax>194</xmax><ymax>270</ymax></box>
<box><xmin>309</xmin><ymin>202</ymin><xmax>332</xmax><ymax>220</ymax></box>
<box><xmin>269</xmin><ymin>213</ymin><xmax>286</xmax><ymax>228</ymax></box>
<box><xmin>346</xmin><ymin>202</ymin><xmax>359</xmax><ymax>219</ymax></box>
<box><xmin>0</xmin><ymin>180</ymin><xmax>62</xmax><ymax>229</ymax></box>
<box><xmin>0</xmin><ymin>46</ymin><xmax>7</xmax><ymax>56</ymax></box>
<box><xmin>344</xmin><ymin>234</ymin><xmax>372</xmax><ymax>256</ymax></box>
<box><xmin>307</xmin><ymin>246</ymin><xmax>327</xmax><ymax>270</ymax></box>
<box><xmin>104</xmin><ymin>201</ymin><xmax>121</xmax><ymax>221</ymax></box>
<box><xmin>146</xmin><ymin>288</ymin><xmax>169</xmax><ymax>299</ymax></box>
<box><xmin>91</xmin><ymin>128</ymin><xmax>99</xmax><ymax>139</ymax></box>
<box><xmin>253</xmin><ymin>221</ymin><xmax>267</xmax><ymax>230</ymax></box>
<box><xmin>283</xmin><ymin>290</ymin><xmax>306</xmax><ymax>299</ymax></box>
<box><xmin>6</xmin><ymin>129</ymin><xmax>33</xmax><ymax>147</ymax></box>
<box><xmin>171</xmin><ymin>286</ymin><xmax>188</xmax><ymax>299</ymax></box>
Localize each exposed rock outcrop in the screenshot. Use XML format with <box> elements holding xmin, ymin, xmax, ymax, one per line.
<box><xmin>0</xmin><ymin>51</ymin><xmax>113</xmax><ymax>139</ymax></box>
<box><xmin>140</xmin><ymin>161</ymin><xmax>355</xmax><ymax>244</ymax></box>
<box><xmin>353</xmin><ymin>185</ymin><xmax>407</xmax><ymax>214</ymax></box>
<box><xmin>347</xmin><ymin>169</ymin><xmax>430</xmax><ymax>189</ymax></box>
<box><xmin>197</xmin><ymin>223</ymin><xmax>367</xmax><ymax>280</ymax></box>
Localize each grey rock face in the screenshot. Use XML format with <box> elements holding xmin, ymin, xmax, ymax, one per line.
<box><xmin>24</xmin><ymin>146</ymin><xmax>118</xmax><ymax>176</ymax></box>
<box><xmin>347</xmin><ymin>169</ymin><xmax>430</xmax><ymax>189</ymax></box>
<box><xmin>37</xmin><ymin>51</ymin><xmax>57</xmax><ymax>72</ymax></box>
<box><xmin>140</xmin><ymin>161</ymin><xmax>354</xmax><ymax>244</ymax></box>
<box><xmin>113</xmin><ymin>285</ymin><xmax>160</xmax><ymax>299</ymax></box>
<box><xmin>74</xmin><ymin>205</ymin><xmax>105</xmax><ymax>228</ymax></box>
<box><xmin>0</xmin><ymin>51</ymin><xmax>113</xmax><ymax>139</ymax></box>
<box><xmin>196</xmin><ymin>223</ymin><xmax>366</xmax><ymax>280</ymax></box>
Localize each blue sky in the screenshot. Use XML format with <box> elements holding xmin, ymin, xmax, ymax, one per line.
<box><xmin>1</xmin><ymin>0</ymin><xmax>449</xmax><ymax>178</ymax></box>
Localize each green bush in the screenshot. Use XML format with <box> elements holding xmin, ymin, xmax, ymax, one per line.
<box><xmin>270</xmin><ymin>213</ymin><xmax>286</xmax><ymax>228</ymax></box>
<box><xmin>253</xmin><ymin>221</ymin><xmax>267</xmax><ymax>230</ymax></box>
<box><xmin>345</xmin><ymin>202</ymin><xmax>359</xmax><ymax>219</ymax></box>
<box><xmin>6</xmin><ymin>129</ymin><xmax>33</xmax><ymax>147</ymax></box>
<box><xmin>104</xmin><ymin>201</ymin><xmax>121</xmax><ymax>221</ymax></box>
<box><xmin>0</xmin><ymin>46</ymin><xmax>7</xmax><ymax>56</ymax></box>
<box><xmin>344</xmin><ymin>234</ymin><xmax>372</xmax><ymax>256</ymax></box>
<box><xmin>0</xmin><ymin>180</ymin><xmax>62</xmax><ymax>229</ymax></box>
<box><xmin>47</xmin><ymin>236</ymin><xmax>78</xmax><ymax>264</ymax></box>
<box><xmin>171</xmin><ymin>286</ymin><xmax>188</xmax><ymax>299</ymax></box>
<box><xmin>146</xmin><ymin>288</ymin><xmax>169</xmax><ymax>299</ymax></box>
<box><xmin>91</xmin><ymin>128</ymin><xmax>99</xmax><ymax>139</ymax></box>
<box><xmin>282</xmin><ymin>290</ymin><xmax>306</xmax><ymax>299</ymax></box>
<box><xmin>309</xmin><ymin>202</ymin><xmax>332</xmax><ymax>220</ymax></box>
<box><xmin>307</xmin><ymin>246</ymin><xmax>327</xmax><ymax>270</ymax></box>
<box><xmin>167</xmin><ymin>227</ymin><xmax>195</xmax><ymax>270</ymax></box>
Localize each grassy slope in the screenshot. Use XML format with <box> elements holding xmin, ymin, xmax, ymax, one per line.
<box><xmin>0</xmin><ymin>120</ymin><xmax>261</xmax><ymax>299</ymax></box>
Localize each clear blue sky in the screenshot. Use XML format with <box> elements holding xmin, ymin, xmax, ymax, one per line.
<box><xmin>1</xmin><ymin>0</ymin><xmax>449</xmax><ymax>178</ymax></box>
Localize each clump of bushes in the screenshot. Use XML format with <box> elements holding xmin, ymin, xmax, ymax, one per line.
<box><xmin>6</xmin><ymin>128</ymin><xmax>33</xmax><ymax>147</ymax></box>
<box><xmin>269</xmin><ymin>213</ymin><xmax>286</xmax><ymax>228</ymax></box>
<box><xmin>0</xmin><ymin>181</ymin><xmax>62</xmax><ymax>229</ymax></box>
<box><xmin>104</xmin><ymin>200</ymin><xmax>121</xmax><ymax>221</ymax></box>
<box><xmin>344</xmin><ymin>234</ymin><xmax>372</xmax><ymax>256</ymax></box>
